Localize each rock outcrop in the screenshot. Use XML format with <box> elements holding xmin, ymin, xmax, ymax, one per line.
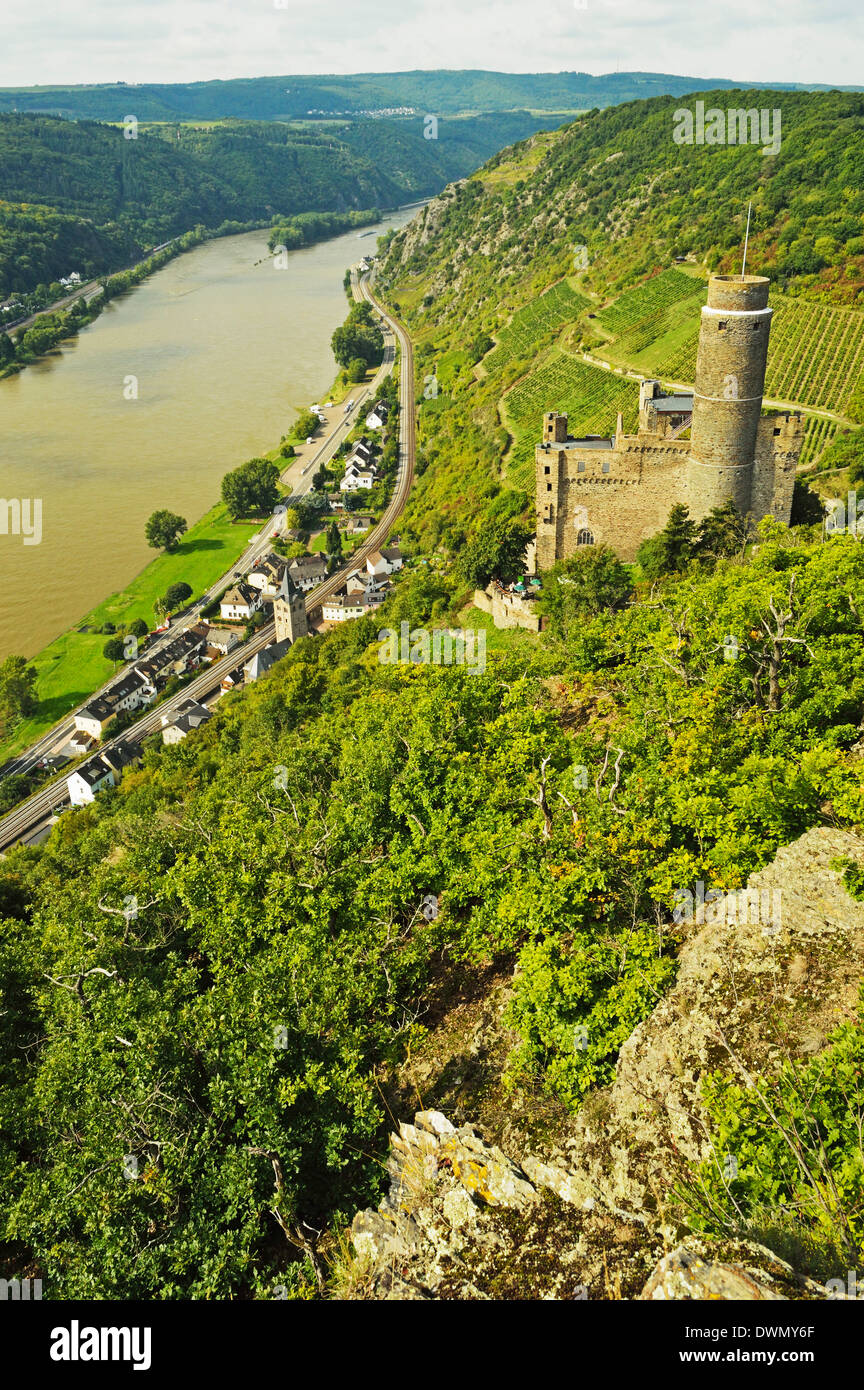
<box><xmin>340</xmin><ymin>827</ymin><xmax>864</xmax><ymax>1300</ymax></box>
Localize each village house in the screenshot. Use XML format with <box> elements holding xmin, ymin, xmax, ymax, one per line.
<box><xmin>74</xmin><ymin>670</ymin><xmax>156</xmax><ymax>741</ymax></box>
<box><xmin>322</xmin><ymin>581</ymin><xmax>390</xmax><ymax>623</ymax></box>
<box><xmin>134</xmin><ymin>626</ymin><xmax>208</xmax><ymax>687</ymax></box>
<box><xmin>346</xmin><ymin>513</ymin><xmax>374</xmax><ymax>535</ymax></box>
<box><xmin>287</xmin><ymin>554</ymin><xmax>328</xmax><ymax>592</ymax></box>
<box><xmin>67</xmin><ymin>741</ymin><xmax>139</xmax><ymax>807</ymax></box>
<box><xmin>340</xmin><ymin>464</ymin><xmax>377</xmax><ymax>492</ymax></box>
<box><xmin>201</xmin><ymin>625</ymin><xmax>240</xmax><ymax>657</ymax></box>
<box><xmin>161</xmin><ymin>699</ymin><xmax>212</xmax><ymax>745</ymax></box>
<box><xmin>246</xmin><ymin>552</ymin><xmax>288</xmax><ymax>596</ymax></box>
<box><xmin>365</xmin><ymin>546</ymin><xmax>403</xmax><ymax>579</ymax></box>
<box><xmin>220</xmin><ymin>583</ymin><xmax>263</xmax><ymax>623</ymax></box>
<box><xmin>67</xmin><ymin>729</ymin><xmax>96</xmax><ymax>758</ymax></box>
<box><xmin>365</xmin><ymin>400</ymin><xmax>390</xmax><ymax>431</ymax></box>
<box><xmin>346</xmin><ymin>439</ymin><xmax>374</xmax><ymax>466</ymax></box>
<box><xmin>243</xmin><ymin>637</ymin><xmax>292</xmax><ymax>683</ymax></box>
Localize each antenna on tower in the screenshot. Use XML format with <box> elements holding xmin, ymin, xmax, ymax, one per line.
<box><xmin>740</xmin><ymin>201</ymin><xmax>752</xmax><ymax>279</ymax></box>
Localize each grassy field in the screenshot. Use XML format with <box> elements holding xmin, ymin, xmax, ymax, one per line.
<box><xmin>501</xmin><ymin>350</ymin><xmax>639</xmax><ymax>487</ymax></box>
<box><xmin>476</xmin><ymin>130</ymin><xmax>564</xmax><ymax>189</ymax></box>
<box><xmin>0</xmin><ymin>503</ymin><xmax>260</xmax><ymax>762</ymax></box>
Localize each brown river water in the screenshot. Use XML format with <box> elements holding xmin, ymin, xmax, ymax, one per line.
<box><xmin>0</xmin><ymin>210</ymin><xmax>416</xmax><ymax>659</ymax></box>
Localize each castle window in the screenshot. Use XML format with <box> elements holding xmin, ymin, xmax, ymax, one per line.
<box><xmin>717</xmin><ymin>320</ymin><xmax>727</xmax><ymax>330</ymax></box>
<box><xmin>546</xmin><ymin>482</ymin><xmax>552</xmax><ymax>491</ymax></box>
<box><xmin>601</xmin><ymin>460</ymin><xmax>610</xmax><ymax>473</ymax></box>
<box><xmin>544</xmin><ymin>465</ymin><xmax>550</xmax><ymax>474</ymax></box>
<box><xmin>773</xmin><ymin>426</ymin><xmax>781</xmax><ymax>436</ymax></box>
<box><xmin>577</xmin><ymin>460</ymin><xmax>586</xmax><ymax>473</ymax></box>
<box><xmin>576</xmin><ymin>529</ymin><xmax>594</xmax><ymax>546</ymax></box>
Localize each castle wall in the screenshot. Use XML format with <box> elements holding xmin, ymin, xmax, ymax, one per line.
<box><xmin>751</xmin><ymin>413</ymin><xmax>803</xmax><ymax>524</ymax></box>
<box><xmin>537</xmin><ymin>436</ymin><xmax>689</xmax><ymax>564</ymax></box>
<box><xmin>473</xmin><ymin>586</ymin><xmax>541</xmax><ymax>632</ymax></box>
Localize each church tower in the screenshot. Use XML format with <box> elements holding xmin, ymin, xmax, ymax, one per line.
<box><xmin>273</xmin><ymin>567</ymin><xmax>308</xmax><ymax>644</ymax></box>
<box><xmin>687</xmin><ymin>274</ymin><xmax>773</xmax><ymax>518</ymax></box>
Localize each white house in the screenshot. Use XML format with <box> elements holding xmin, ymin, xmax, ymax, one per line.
<box><xmin>67</xmin><ymin>729</ymin><xmax>96</xmax><ymax>757</ymax></box>
<box><xmin>202</xmin><ymin>626</ymin><xmax>240</xmax><ymax>656</ymax></box>
<box><xmin>67</xmin><ymin>743</ymin><xmax>138</xmax><ymax>806</ymax></box>
<box><xmin>365</xmin><ymin>402</ymin><xmax>390</xmax><ymax>430</ymax></box>
<box><xmin>322</xmin><ymin>583</ymin><xmax>390</xmax><ymax>623</ymax></box>
<box><xmin>322</xmin><ymin>594</ymin><xmax>366</xmax><ymax>622</ymax></box>
<box><xmin>67</xmin><ymin>761</ymin><xmax>116</xmax><ymax>806</ymax></box>
<box><xmin>220</xmin><ymin>584</ymin><xmax>263</xmax><ymax>622</ymax></box>
<box><xmin>365</xmin><ymin>546</ymin><xmax>403</xmax><ymax>579</ymax></box>
<box><xmin>347</xmin><ymin>440</ymin><xmax>374</xmax><ymax>465</ymax></box>
<box><xmin>339</xmin><ymin>467</ymin><xmax>376</xmax><ymax>492</ymax></box>
<box><xmin>74</xmin><ymin>671</ymin><xmax>155</xmax><ymax>741</ymax></box>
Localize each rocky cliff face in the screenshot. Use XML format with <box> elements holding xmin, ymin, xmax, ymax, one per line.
<box><xmin>339</xmin><ymin>827</ymin><xmax>864</xmax><ymax>1300</ymax></box>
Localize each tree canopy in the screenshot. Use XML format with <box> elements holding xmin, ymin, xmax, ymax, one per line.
<box><xmin>145</xmin><ymin>510</ymin><xmax>187</xmax><ymax>553</ymax></box>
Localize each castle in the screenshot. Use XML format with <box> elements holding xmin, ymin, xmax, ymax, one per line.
<box><xmin>535</xmin><ymin>274</ymin><xmax>804</xmax><ymax>566</ymax></box>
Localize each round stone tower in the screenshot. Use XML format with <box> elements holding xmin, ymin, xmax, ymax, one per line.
<box><xmin>687</xmin><ymin>274</ymin><xmax>772</xmax><ymax>517</ymax></box>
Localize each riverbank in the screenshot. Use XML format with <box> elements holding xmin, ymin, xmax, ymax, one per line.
<box><xmin>0</xmin><ymin>502</ymin><xmax>258</xmax><ymax>759</ymax></box>
<box><xmin>0</xmin><ymin>249</ymin><xmax>398</xmax><ymax>762</ymax></box>
<box><xmin>0</xmin><ymin>224</ymin><xmax>266</xmax><ymax>378</ymax></box>
<box><xmin>1</xmin><ymin>212</ymin><xmax>421</xmax><ymax>659</ymax></box>
<box><xmin>1</xmin><ymin>203</ymin><xmax>410</xmax><ymax>381</ymax></box>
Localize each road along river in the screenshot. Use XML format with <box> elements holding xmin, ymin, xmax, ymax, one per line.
<box><xmin>0</xmin><ymin>209</ymin><xmax>416</xmax><ymax>659</ymax></box>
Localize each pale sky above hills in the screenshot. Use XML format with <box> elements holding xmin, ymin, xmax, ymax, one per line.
<box><xmin>3</xmin><ymin>0</ymin><xmax>862</xmax><ymax>89</ymax></box>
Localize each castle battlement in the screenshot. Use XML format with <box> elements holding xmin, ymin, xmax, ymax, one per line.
<box><xmin>536</xmin><ymin>273</ymin><xmax>804</xmax><ymax>566</ymax></box>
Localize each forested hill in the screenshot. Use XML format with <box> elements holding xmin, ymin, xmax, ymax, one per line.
<box><xmin>1</xmin><ymin>70</ymin><xmax>856</xmax><ymax>122</ymax></box>
<box><xmin>0</xmin><ymin>109</ymin><xmax>563</xmax><ymax>297</ymax></box>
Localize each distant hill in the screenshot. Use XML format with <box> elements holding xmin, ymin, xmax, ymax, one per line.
<box><xmin>0</xmin><ymin>70</ymin><xmax>859</xmax><ymax>122</ymax></box>
<box><xmin>0</xmin><ymin>109</ymin><xmax>565</xmax><ymax>297</ymax></box>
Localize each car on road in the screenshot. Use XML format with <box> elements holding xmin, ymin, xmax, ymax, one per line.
<box><xmin>324</xmin><ymin>401</ymin><xmax>334</xmax><ymax>408</ymax></box>
<box><xmin>344</xmin><ymin>401</ymin><xmax>355</xmax><ymax>413</ymax></box>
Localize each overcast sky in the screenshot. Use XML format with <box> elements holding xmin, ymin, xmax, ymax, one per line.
<box><xmin>4</xmin><ymin>0</ymin><xmax>862</xmax><ymax>89</ymax></box>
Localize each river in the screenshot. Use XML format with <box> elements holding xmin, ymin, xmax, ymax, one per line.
<box><xmin>0</xmin><ymin>209</ymin><xmax>417</xmax><ymax>659</ymax></box>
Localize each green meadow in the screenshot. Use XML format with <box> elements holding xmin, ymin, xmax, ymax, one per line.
<box><xmin>2</xmin><ymin>503</ymin><xmax>260</xmax><ymax>762</ymax></box>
